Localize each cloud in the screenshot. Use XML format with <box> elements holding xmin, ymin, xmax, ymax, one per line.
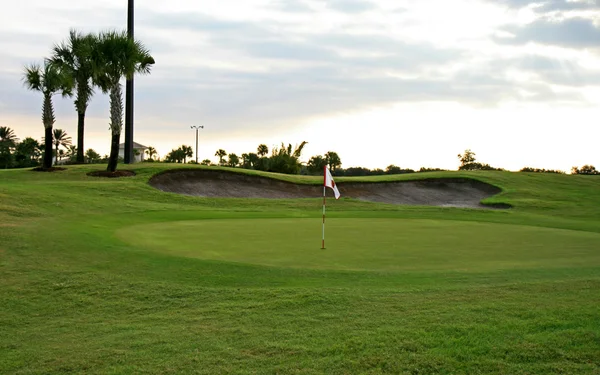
<box><xmin>497</xmin><ymin>17</ymin><xmax>600</xmax><ymax>47</ymax></box>
<box><xmin>498</xmin><ymin>0</ymin><xmax>600</xmax><ymax>11</ymax></box>
<box><xmin>326</xmin><ymin>0</ymin><xmax>377</xmax><ymax>13</ymax></box>
<box><xmin>0</xmin><ymin>0</ymin><xmax>598</xmax><ymax>143</ymax></box>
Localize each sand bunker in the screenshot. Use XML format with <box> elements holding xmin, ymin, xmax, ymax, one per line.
<box><xmin>149</xmin><ymin>170</ymin><xmax>508</xmax><ymax>209</ymax></box>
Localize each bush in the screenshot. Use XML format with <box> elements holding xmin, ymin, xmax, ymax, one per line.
<box><xmin>419</xmin><ymin>167</ymin><xmax>447</xmax><ymax>172</ymax></box>
<box><xmin>459</xmin><ymin>162</ymin><xmax>504</xmax><ymax>171</ymax></box>
<box><xmin>385</xmin><ymin>165</ymin><xmax>415</xmax><ymax>175</ymax></box>
<box><xmin>520</xmin><ymin>167</ymin><xmax>565</xmax><ymax>174</ymax></box>
<box><xmin>571</xmin><ymin>165</ymin><xmax>599</xmax><ymax>175</ymax></box>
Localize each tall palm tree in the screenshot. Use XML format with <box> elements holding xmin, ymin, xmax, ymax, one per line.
<box><xmin>50</xmin><ymin>30</ymin><xmax>97</xmax><ymax>164</ymax></box>
<box><xmin>23</xmin><ymin>62</ymin><xmax>72</xmax><ymax>169</ymax></box>
<box><xmin>145</xmin><ymin>146</ymin><xmax>157</xmax><ymax>161</ymax></box>
<box><xmin>215</xmin><ymin>149</ymin><xmax>227</xmax><ymax>165</ymax></box>
<box><xmin>91</xmin><ymin>30</ymin><xmax>154</xmax><ymax>172</ymax></box>
<box><xmin>52</xmin><ymin>129</ymin><xmax>72</xmax><ymax>165</ymax></box>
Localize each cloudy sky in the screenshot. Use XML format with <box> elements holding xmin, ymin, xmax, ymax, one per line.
<box><xmin>1</xmin><ymin>0</ymin><xmax>600</xmax><ymax>171</ymax></box>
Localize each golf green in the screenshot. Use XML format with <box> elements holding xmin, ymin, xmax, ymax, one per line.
<box><xmin>117</xmin><ymin>218</ymin><xmax>600</xmax><ymax>272</ymax></box>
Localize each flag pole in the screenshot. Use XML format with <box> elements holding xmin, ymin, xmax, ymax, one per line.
<box><xmin>322</xmin><ymin>166</ymin><xmax>326</xmax><ymax>249</ymax></box>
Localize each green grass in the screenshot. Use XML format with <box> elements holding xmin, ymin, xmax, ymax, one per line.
<box><xmin>1</xmin><ymin>163</ymin><xmax>599</xmax><ymax>374</ymax></box>
<box><xmin>118</xmin><ymin>218</ymin><xmax>600</xmax><ymax>272</ymax></box>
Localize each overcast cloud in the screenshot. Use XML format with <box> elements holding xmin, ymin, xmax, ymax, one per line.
<box><xmin>1</xmin><ymin>0</ymin><xmax>599</xmax><ymax>170</ymax></box>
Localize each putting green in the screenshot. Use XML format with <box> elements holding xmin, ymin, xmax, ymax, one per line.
<box><xmin>116</xmin><ymin>218</ymin><xmax>600</xmax><ymax>272</ymax></box>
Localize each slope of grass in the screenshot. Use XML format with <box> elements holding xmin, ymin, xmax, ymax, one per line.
<box><xmin>1</xmin><ymin>164</ymin><xmax>599</xmax><ymax>374</ymax></box>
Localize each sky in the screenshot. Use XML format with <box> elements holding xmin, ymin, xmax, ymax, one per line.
<box><xmin>1</xmin><ymin>0</ymin><xmax>600</xmax><ymax>171</ymax></box>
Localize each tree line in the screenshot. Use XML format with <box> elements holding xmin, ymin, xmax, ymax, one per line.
<box><xmin>0</xmin><ymin>126</ymin><xmax>151</xmax><ymax>168</ymax></box>
<box><xmin>18</xmin><ymin>29</ymin><xmax>154</xmax><ymax>171</ymax></box>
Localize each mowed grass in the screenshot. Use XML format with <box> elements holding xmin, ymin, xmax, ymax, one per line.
<box><xmin>1</xmin><ymin>164</ymin><xmax>600</xmax><ymax>374</ymax></box>
<box><xmin>118</xmin><ymin>218</ymin><xmax>600</xmax><ymax>272</ymax></box>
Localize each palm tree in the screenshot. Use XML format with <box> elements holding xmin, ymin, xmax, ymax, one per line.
<box><xmin>0</xmin><ymin>126</ymin><xmax>19</xmax><ymax>168</ymax></box>
<box><xmin>91</xmin><ymin>30</ymin><xmax>154</xmax><ymax>172</ymax></box>
<box><xmin>215</xmin><ymin>149</ymin><xmax>227</xmax><ymax>165</ymax></box>
<box><xmin>257</xmin><ymin>144</ymin><xmax>269</xmax><ymax>157</ymax></box>
<box><xmin>181</xmin><ymin>145</ymin><xmax>193</xmax><ymax>163</ymax></box>
<box><xmin>50</xmin><ymin>30</ymin><xmax>97</xmax><ymax>164</ymax></box>
<box><xmin>228</xmin><ymin>153</ymin><xmax>240</xmax><ymax>167</ymax></box>
<box><xmin>325</xmin><ymin>151</ymin><xmax>342</xmax><ymax>172</ymax></box>
<box><xmin>66</xmin><ymin>145</ymin><xmax>77</xmax><ymax>161</ymax></box>
<box><xmin>0</xmin><ymin>126</ymin><xmax>18</xmax><ymax>147</ymax></box>
<box><xmin>269</xmin><ymin>141</ymin><xmax>308</xmax><ymax>174</ymax></box>
<box><xmin>145</xmin><ymin>146</ymin><xmax>157</xmax><ymax>161</ymax></box>
<box><xmin>52</xmin><ymin>129</ymin><xmax>72</xmax><ymax>165</ymax></box>
<box><xmin>23</xmin><ymin>62</ymin><xmax>72</xmax><ymax>169</ymax></box>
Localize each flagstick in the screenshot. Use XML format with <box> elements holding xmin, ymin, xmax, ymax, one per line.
<box><xmin>322</xmin><ymin>185</ymin><xmax>326</xmax><ymax>249</ymax></box>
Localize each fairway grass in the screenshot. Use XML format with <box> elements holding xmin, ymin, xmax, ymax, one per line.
<box><xmin>118</xmin><ymin>218</ymin><xmax>600</xmax><ymax>272</ymax></box>
<box><xmin>1</xmin><ymin>164</ymin><xmax>599</xmax><ymax>374</ymax></box>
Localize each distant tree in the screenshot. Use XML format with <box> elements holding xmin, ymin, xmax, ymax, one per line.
<box><xmin>85</xmin><ymin>148</ymin><xmax>101</xmax><ymax>163</ymax></box>
<box><xmin>66</xmin><ymin>145</ymin><xmax>77</xmax><ymax>161</ymax></box>
<box><xmin>257</xmin><ymin>144</ymin><xmax>269</xmax><ymax>157</ymax></box>
<box><xmin>14</xmin><ymin>138</ymin><xmax>41</xmax><ymax>168</ymax></box>
<box><xmin>145</xmin><ymin>146</ymin><xmax>158</xmax><ymax>161</ymax></box>
<box><xmin>419</xmin><ymin>167</ymin><xmax>446</xmax><ymax>172</ymax></box>
<box><xmin>201</xmin><ymin>159</ymin><xmax>211</xmax><ymax>166</ymax></box>
<box><xmin>0</xmin><ymin>126</ymin><xmax>18</xmax><ymax>149</ymax></box>
<box><xmin>0</xmin><ymin>126</ymin><xmax>19</xmax><ymax>168</ymax></box>
<box><xmin>228</xmin><ymin>153</ymin><xmax>240</xmax><ymax>167</ymax></box>
<box><xmin>268</xmin><ymin>141</ymin><xmax>308</xmax><ymax>174</ymax></box>
<box><xmin>23</xmin><ymin>62</ymin><xmax>72</xmax><ymax>169</ymax></box>
<box><xmin>457</xmin><ymin>149</ymin><xmax>476</xmax><ymax>169</ymax></box>
<box><xmin>571</xmin><ymin>165</ymin><xmax>599</xmax><ymax>175</ymax></box>
<box><xmin>385</xmin><ymin>165</ymin><xmax>415</xmax><ymax>174</ymax></box>
<box><xmin>165</xmin><ymin>148</ymin><xmax>185</xmax><ymax>163</ymax></box>
<box><xmin>180</xmin><ymin>145</ymin><xmax>193</xmax><ymax>164</ymax></box>
<box><xmin>307</xmin><ymin>155</ymin><xmax>327</xmax><ymax>174</ymax></box>
<box><xmin>520</xmin><ymin>167</ymin><xmax>565</xmax><ymax>174</ymax></box>
<box><xmin>215</xmin><ymin>149</ymin><xmax>227</xmax><ymax>165</ymax></box>
<box><xmin>52</xmin><ymin>129</ymin><xmax>72</xmax><ymax>165</ymax></box>
<box><xmin>247</xmin><ymin>153</ymin><xmax>259</xmax><ymax>168</ymax></box>
<box><xmin>325</xmin><ymin>151</ymin><xmax>342</xmax><ymax>172</ymax></box>
<box><xmin>241</xmin><ymin>153</ymin><xmax>251</xmax><ymax>169</ymax></box>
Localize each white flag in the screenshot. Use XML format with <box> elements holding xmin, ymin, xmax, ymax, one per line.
<box><xmin>324</xmin><ymin>167</ymin><xmax>341</xmax><ymax>199</ymax></box>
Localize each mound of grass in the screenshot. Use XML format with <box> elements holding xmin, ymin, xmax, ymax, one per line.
<box><xmin>1</xmin><ymin>164</ymin><xmax>599</xmax><ymax>374</ymax></box>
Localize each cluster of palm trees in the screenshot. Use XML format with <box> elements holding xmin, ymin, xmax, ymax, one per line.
<box><xmin>212</xmin><ymin>142</ymin><xmax>310</xmax><ymax>174</ymax></box>
<box><xmin>164</xmin><ymin>145</ymin><xmax>193</xmax><ymax>164</ymax></box>
<box><xmin>23</xmin><ymin>29</ymin><xmax>154</xmax><ymax>171</ymax></box>
<box><xmin>0</xmin><ymin>126</ymin><xmax>77</xmax><ymax>168</ymax></box>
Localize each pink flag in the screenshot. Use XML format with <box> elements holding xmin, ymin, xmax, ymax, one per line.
<box><xmin>324</xmin><ymin>167</ymin><xmax>341</xmax><ymax>199</ymax></box>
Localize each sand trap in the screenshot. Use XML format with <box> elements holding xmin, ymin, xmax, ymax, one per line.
<box><xmin>149</xmin><ymin>170</ymin><xmax>508</xmax><ymax>209</ymax></box>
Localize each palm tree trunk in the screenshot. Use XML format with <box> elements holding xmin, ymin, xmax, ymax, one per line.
<box><xmin>55</xmin><ymin>142</ymin><xmax>59</xmax><ymax>165</ymax></box>
<box><xmin>44</xmin><ymin>127</ymin><xmax>53</xmax><ymax>169</ymax></box>
<box><xmin>107</xmin><ymin>84</ymin><xmax>123</xmax><ymax>172</ymax></box>
<box><xmin>77</xmin><ymin>112</ymin><xmax>85</xmax><ymax>163</ymax></box>
<box><xmin>42</xmin><ymin>95</ymin><xmax>55</xmax><ymax>169</ymax></box>
<box><xmin>107</xmin><ymin>132</ymin><xmax>120</xmax><ymax>172</ymax></box>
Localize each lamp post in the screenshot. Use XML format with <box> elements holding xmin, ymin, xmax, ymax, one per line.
<box><xmin>124</xmin><ymin>0</ymin><xmax>134</xmax><ymax>164</ymax></box>
<box><xmin>191</xmin><ymin>125</ymin><xmax>204</xmax><ymax>163</ymax></box>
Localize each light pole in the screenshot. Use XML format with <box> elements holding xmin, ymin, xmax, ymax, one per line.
<box><xmin>190</xmin><ymin>126</ymin><xmax>204</xmax><ymax>163</ymax></box>
<box><xmin>124</xmin><ymin>0</ymin><xmax>134</xmax><ymax>164</ymax></box>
